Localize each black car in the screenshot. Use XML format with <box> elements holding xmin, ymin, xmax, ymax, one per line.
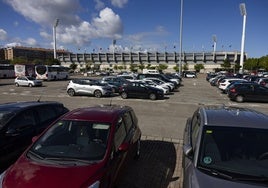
<box><xmin>119</xmin><ymin>81</ymin><xmax>164</xmax><ymax>100</ymax></box>
<box><xmin>227</xmin><ymin>82</ymin><xmax>268</xmax><ymax>102</ymax></box>
<box><xmin>183</xmin><ymin>105</ymin><xmax>268</xmax><ymax>188</ymax></box>
<box><xmin>0</xmin><ymin>101</ymin><xmax>69</xmax><ymax>172</ymax></box>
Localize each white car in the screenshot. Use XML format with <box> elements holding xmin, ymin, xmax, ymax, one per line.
<box><xmin>143</xmin><ymin>77</ymin><xmax>175</xmax><ymax>92</ymax></box>
<box><xmin>66</xmin><ymin>79</ymin><xmax>113</xmax><ymax>98</ymax></box>
<box><xmin>218</xmin><ymin>78</ymin><xmax>247</xmax><ymax>92</ymax></box>
<box><xmin>142</xmin><ymin>79</ymin><xmax>170</xmax><ymax>94</ymax></box>
<box><xmin>14</xmin><ymin>76</ymin><xmax>42</xmax><ymax>87</ymax></box>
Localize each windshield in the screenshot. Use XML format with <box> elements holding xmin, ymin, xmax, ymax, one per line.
<box><xmin>198</xmin><ymin>126</ymin><xmax>268</xmax><ymax>178</ymax></box>
<box><xmin>28</xmin><ymin>120</ymin><xmax>111</xmax><ymax>163</ymax></box>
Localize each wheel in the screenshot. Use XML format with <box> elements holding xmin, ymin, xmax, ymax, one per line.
<box><xmin>67</xmin><ymin>88</ymin><xmax>76</xmax><ymax>96</ymax></box>
<box><xmin>94</xmin><ymin>90</ymin><xmax>102</xmax><ymax>98</ymax></box>
<box><xmin>235</xmin><ymin>95</ymin><xmax>244</xmax><ymax>103</ymax></box>
<box><xmin>149</xmin><ymin>93</ymin><xmax>157</xmax><ymax>100</ymax></box>
<box><xmin>28</xmin><ymin>83</ymin><xmax>33</xmax><ymax>87</ymax></box>
<box><xmin>134</xmin><ymin>139</ymin><xmax>141</xmax><ymax>160</ymax></box>
<box><xmin>15</xmin><ymin>83</ymin><xmax>19</xmax><ymax>87</ymax></box>
<box><xmin>121</xmin><ymin>92</ymin><xmax>128</xmax><ymax>99</ymax></box>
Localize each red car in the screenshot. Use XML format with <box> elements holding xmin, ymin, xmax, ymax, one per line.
<box><xmin>0</xmin><ymin>104</ymin><xmax>141</xmax><ymax>188</ymax></box>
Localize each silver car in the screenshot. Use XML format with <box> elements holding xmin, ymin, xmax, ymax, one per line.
<box><xmin>14</xmin><ymin>76</ymin><xmax>42</xmax><ymax>87</ymax></box>
<box><xmin>183</xmin><ymin>105</ymin><xmax>268</xmax><ymax>188</ymax></box>
<box><xmin>66</xmin><ymin>78</ymin><xmax>113</xmax><ymax>98</ymax></box>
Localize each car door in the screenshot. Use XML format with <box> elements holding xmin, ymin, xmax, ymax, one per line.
<box><xmin>1</xmin><ymin>109</ymin><xmax>36</xmax><ymax>164</ymax></box>
<box><xmin>107</xmin><ymin>116</ymin><xmax>128</xmax><ymax>185</ymax></box>
<box><xmin>19</xmin><ymin>77</ymin><xmax>28</xmax><ymax>86</ymax></box>
<box><xmin>254</xmin><ymin>85</ymin><xmax>268</xmax><ymax>102</ymax></box>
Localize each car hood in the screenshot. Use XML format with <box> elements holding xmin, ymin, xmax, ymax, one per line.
<box><xmin>189</xmin><ymin>168</ymin><xmax>265</xmax><ymax>188</ymax></box>
<box><xmin>2</xmin><ymin>155</ymin><xmax>105</xmax><ymax>188</ymax></box>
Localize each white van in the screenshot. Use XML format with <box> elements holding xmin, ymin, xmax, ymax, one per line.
<box><xmin>142</xmin><ymin>69</ymin><xmax>159</xmax><ymax>74</ymax></box>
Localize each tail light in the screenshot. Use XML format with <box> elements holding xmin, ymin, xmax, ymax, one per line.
<box><xmin>260</xmin><ymin>81</ymin><xmax>265</xmax><ymax>86</ymax></box>
<box><xmin>229</xmin><ymin>88</ymin><xmax>236</xmax><ymax>93</ymax></box>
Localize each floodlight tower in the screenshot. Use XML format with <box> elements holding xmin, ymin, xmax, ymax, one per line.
<box><xmin>239</xmin><ymin>3</ymin><xmax>247</xmax><ymax>73</ymax></box>
<box><xmin>53</xmin><ymin>18</ymin><xmax>59</xmax><ymax>59</ymax></box>
<box><xmin>179</xmin><ymin>0</ymin><xmax>184</xmax><ymax>75</ymax></box>
<box><xmin>212</xmin><ymin>35</ymin><xmax>217</xmax><ymax>53</ymax></box>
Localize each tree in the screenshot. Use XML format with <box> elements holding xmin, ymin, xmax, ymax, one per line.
<box><xmin>173</xmin><ymin>65</ymin><xmax>179</xmax><ymax>72</ymax></box>
<box><xmin>194</xmin><ymin>64</ymin><xmax>204</xmax><ymax>72</ymax></box>
<box><xmin>183</xmin><ymin>63</ymin><xmax>189</xmax><ymax>71</ymax></box>
<box><xmin>138</xmin><ymin>63</ymin><xmax>145</xmax><ymax>71</ymax></box>
<box><xmin>157</xmin><ymin>64</ymin><xmax>168</xmax><ymax>72</ymax></box>
<box><xmin>10</xmin><ymin>57</ymin><xmax>28</xmax><ymax>64</ymax></box>
<box><xmin>220</xmin><ymin>59</ymin><xmax>231</xmax><ymax>70</ymax></box>
<box><xmin>69</xmin><ymin>63</ymin><xmax>77</xmax><ymax>72</ymax></box>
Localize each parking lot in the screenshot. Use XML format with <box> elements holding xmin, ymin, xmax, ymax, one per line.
<box><xmin>0</xmin><ymin>74</ymin><xmax>268</xmax><ymax>188</ymax></box>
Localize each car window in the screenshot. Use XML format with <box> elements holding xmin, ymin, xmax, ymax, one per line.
<box><xmin>36</xmin><ymin>105</ymin><xmax>57</xmax><ymax>124</ymax></box>
<box><xmin>191</xmin><ymin>111</ymin><xmax>200</xmax><ymax>150</ymax></box>
<box><xmin>114</xmin><ymin>117</ymin><xmax>127</xmax><ymax>150</ymax></box>
<box><xmin>123</xmin><ymin>112</ymin><xmax>133</xmax><ymax>133</ymax></box>
<box><xmin>8</xmin><ymin>109</ymin><xmax>36</xmax><ymax>130</ymax></box>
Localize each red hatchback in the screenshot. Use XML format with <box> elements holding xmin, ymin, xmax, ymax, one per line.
<box><xmin>0</xmin><ymin>104</ymin><xmax>141</xmax><ymax>188</ymax></box>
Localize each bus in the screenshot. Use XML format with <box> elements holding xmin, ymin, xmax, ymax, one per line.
<box><xmin>0</xmin><ymin>64</ymin><xmax>15</xmax><ymax>78</ymax></box>
<box><xmin>14</xmin><ymin>64</ymin><xmax>36</xmax><ymax>77</ymax></box>
<box><xmin>35</xmin><ymin>65</ymin><xmax>69</xmax><ymax>81</ymax></box>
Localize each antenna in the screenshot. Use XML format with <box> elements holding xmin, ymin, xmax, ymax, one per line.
<box><xmin>109</xmin><ymin>98</ymin><xmax>113</xmax><ymax>106</ymax></box>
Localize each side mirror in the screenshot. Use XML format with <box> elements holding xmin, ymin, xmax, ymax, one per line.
<box><xmin>118</xmin><ymin>142</ymin><xmax>130</xmax><ymax>152</ymax></box>
<box><xmin>183</xmin><ymin>144</ymin><xmax>193</xmax><ymax>160</ymax></box>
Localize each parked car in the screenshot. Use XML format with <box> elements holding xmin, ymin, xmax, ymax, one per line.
<box><xmin>136</xmin><ymin>73</ymin><xmax>179</xmax><ymax>88</ymax></box>
<box><xmin>140</xmin><ymin>79</ymin><xmax>169</xmax><ymax>94</ymax></box>
<box><xmin>66</xmin><ymin>78</ymin><xmax>113</xmax><ymax>98</ymax></box>
<box><xmin>0</xmin><ymin>101</ymin><xmax>69</xmax><ymax>173</ymax></box>
<box><xmin>218</xmin><ymin>78</ymin><xmax>247</xmax><ymax>93</ymax></box>
<box><xmin>256</xmin><ymin>77</ymin><xmax>268</xmax><ymax>88</ymax></box>
<box><xmin>143</xmin><ymin>77</ymin><xmax>175</xmax><ymax>92</ymax></box>
<box><xmin>224</xmin><ymin>80</ymin><xmax>249</xmax><ymax>94</ymax></box>
<box><xmin>227</xmin><ymin>82</ymin><xmax>268</xmax><ymax>102</ymax></box>
<box><xmin>0</xmin><ymin>104</ymin><xmax>141</xmax><ymax>188</ymax></box>
<box><xmin>183</xmin><ymin>105</ymin><xmax>268</xmax><ymax>188</ymax></box>
<box><xmin>100</xmin><ymin>76</ymin><xmax>130</xmax><ymax>93</ymax></box>
<box><xmin>14</xmin><ymin>76</ymin><xmax>42</xmax><ymax>87</ymax></box>
<box><xmin>184</xmin><ymin>71</ymin><xmax>197</xmax><ymax>78</ymax></box>
<box><xmin>119</xmin><ymin>81</ymin><xmax>164</xmax><ymax>100</ymax></box>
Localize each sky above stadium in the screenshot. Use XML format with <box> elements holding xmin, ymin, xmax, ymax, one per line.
<box><xmin>0</xmin><ymin>0</ymin><xmax>267</xmax><ymax>58</ymax></box>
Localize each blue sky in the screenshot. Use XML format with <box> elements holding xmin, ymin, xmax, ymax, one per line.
<box><xmin>0</xmin><ymin>0</ymin><xmax>267</xmax><ymax>58</ymax></box>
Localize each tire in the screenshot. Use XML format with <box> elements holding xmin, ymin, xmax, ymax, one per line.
<box><xmin>94</xmin><ymin>90</ymin><xmax>102</xmax><ymax>98</ymax></box>
<box><xmin>149</xmin><ymin>93</ymin><xmax>157</xmax><ymax>100</ymax></box>
<box><xmin>29</xmin><ymin>83</ymin><xmax>33</xmax><ymax>87</ymax></box>
<box><xmin>121</xmin><ymin>92</ymin><xmax>128</xmax><ymax>99</ymax></box>
<box><xmin>134</xmin><ymin>139</ymin><xmax>141</xmax><ymax>160</ymax></box>
<box><xmin>15</xmin><ymin>83</ymin><xmax>19</xmax><ymax>87</ymax></box>
<box><xmin>235</xmin><ymin>95</ymin><xmax>244</xmax><ymax>103</ymax></box>
<box><xmin>67</xmin><ymin>88</ymin><xmax>75</xmax><ymax>96</ymax></box>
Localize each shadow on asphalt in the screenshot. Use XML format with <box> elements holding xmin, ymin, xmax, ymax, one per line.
<box><xmin>117</xmin><ymin>140</ymin><xmax>179</xmax><ymax>188</ymax></box>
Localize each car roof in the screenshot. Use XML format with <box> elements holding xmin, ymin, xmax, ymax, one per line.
<box><xmin>0</xmin><ymin>101</ymin><xmax>63</xmax><ymax>112</ymax></box>
<box><xmin>200</xmin><ymin>105</ymin><xmax>268</xmax><ymax>129</ymax></box>
<box><xmin>61</xmin><ymin>104</ymin><xmax>132</xmax><ymax>123</ymax></box>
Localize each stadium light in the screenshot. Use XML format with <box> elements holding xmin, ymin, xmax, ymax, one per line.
<box><xmin>53</xmin><ymin>18</ymin><xmax>59</xmax><ymax>59</ymax></box>
<box><xmin>212</xmin><ymin>35</ymin><xmax>217</xmax><ymax>53</ymax></box>
<box><xmin>239</xmin><ymin>3</ymin><xmax>246</xmax><ymax>73</ymax></box>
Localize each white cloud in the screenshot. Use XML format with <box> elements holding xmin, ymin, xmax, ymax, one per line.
<box><xmin>111</xmin><ymin>0</ymin><xmax>128</xmax><ymax>8</ymax></box>
<box><xmin>94</xmin><ymin>0</ymin><xmax>105</xmax><ymax>10</ymax></box>
<box><xmin>24</xmin><ymin>38</ymin><xmax>37</xmax><ymax>46</ymax></box>
<box><xmin>0</xmin><ymin>29</ymin><xmax>8</xmax><ymax>40</ymax></box>
<box><xmin>4</xmin><ymin>0</ymin><xmax>124</xmax><ymax>48</ymax></box>
<box><xmin>6</xmin><ymin>42</ymin><xmax>22</xmax><ymax>47</ymax></box>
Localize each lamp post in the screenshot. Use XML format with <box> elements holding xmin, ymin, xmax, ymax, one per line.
<box><xmin>53</xmin><ymin>18</ymin><xmax>59</xmax><ymax>59</ymax></box>
<box><xmin>239</xmin><ymin>3</ymin><xmax>246</xmax><ymax>74</ymax></box>
<box><xmin>179</xmin><ymin>0</ymin><xmax>183</xmax><ymax>75</ymax></box>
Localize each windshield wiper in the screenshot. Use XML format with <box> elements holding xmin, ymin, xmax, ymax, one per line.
<box><xmin>28</xmin><ymin>150</ymin><xmax>45</xmax><ymax>160</ymax></box>
<box><xmin>198</xmin><ymin>166</ymin><xmax>233</xmax><ymax>180</ymax></box>
<box><xmin>44</xmin><ymin>157</ymin><xmax>93</xmax><ymax>164</ymax></box>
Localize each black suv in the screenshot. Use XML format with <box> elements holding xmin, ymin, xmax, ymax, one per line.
<box><xmin>227</xmin><ymin>82</ymin><xmax>268</xmax><ymax>102</ymax></box>
<box><xmin>0</xmin><ymin>101</ymin><xmax>69</xmax><ymax>172</ymax></box>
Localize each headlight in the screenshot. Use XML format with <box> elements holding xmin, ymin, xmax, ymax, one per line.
<box><xmin>88</xmin><ymin>180</ymin><xmax>100</xmax><ymax>188</ymax></box>
<box><xmin>0</xmin><ymin>171</ymin><xmax>6</xmax><ymax>188</ymax></box>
